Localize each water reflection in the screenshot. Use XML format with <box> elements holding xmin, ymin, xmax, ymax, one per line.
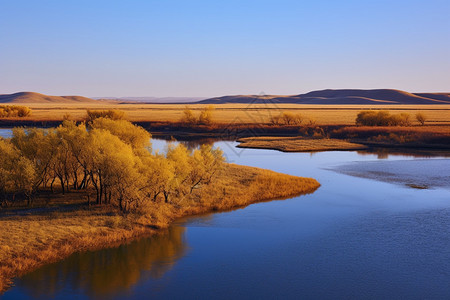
<box><xmin>152</xmin><ymin>136</ymin><xmax>221</xmax><ymax>151</ymax></box>
<box><xmin>16</xmin><ymin>226</ymin><xmax>187</xmax><ymax>299</ymax></box>
<box><xmin>357</xmin><ymin>147</ymin><xmax>450</xmax><ymax>159</ymax></box>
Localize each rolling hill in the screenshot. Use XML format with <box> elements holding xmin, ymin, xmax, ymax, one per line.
<box><xmin>2</xmin><ymin>89</ymin><xmax>450</xmax><ymax>105</ymax></box>
<box><xmin>198</xmin><ymin>89</ymin><xmax>450</xmax><ymax>105</ymax></box>
<box><xmin>0</xmin><ymin>92</ymin><xmax>100</xmax><ymax>104</ymax></box>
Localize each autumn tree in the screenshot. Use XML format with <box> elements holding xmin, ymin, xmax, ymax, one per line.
<box><xmin>84</xmin><ymin>129</ymin><xmax>139</xmax><ymax>206</ymax></box>
<box><xmin>90</xmin><ymin>117</ymin><xmax>151</xmax><ymax>152</ymax></box>
<box><xmin>164</xmin><ymin>144</ymin><xmax>192</xmax><ymax>202</ymax></box>
<box><xmin>55</xmin><ymin>121</ymin><xmax>90</xmax><ymax>190</ymax></box>
<box><xmin>11</xmin><ymin>128</ymin><xmax>56</xmax><ymax>191</ymax></box>
<box><xmin>0</xmin><ymin>139</ymin><xmax>36</xmax><ymax>206</ymax></box>
<box><xmin>1</xmin><ymin>119</ymin><xmax>225</xmax><ymax>212</ymax></box>
<box><xmin>139</xmin><ymin>154</ymin><xmax>175</xmax><ymax>203</ymax></box>
<box><xmin>187</xmin><ymin>144</ymin><xmax>224</xmax><ymax>193</ymax></box>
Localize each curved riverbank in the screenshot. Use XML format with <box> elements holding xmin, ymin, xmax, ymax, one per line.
<box><xmin>0</xmin><ymin>163</ymin><xmax>319</xmax><ymax>293</ymax></box>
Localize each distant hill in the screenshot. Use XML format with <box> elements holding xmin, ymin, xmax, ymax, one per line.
<box><xmin>94</xmin><ymin>96</ymin><xmax>208</xmax><ymax>103</ymax></box>
<box><xmin>198</xmin><ymin>89</ymin><xmax>450</xmax><ymax>105</ymax></box>
<box><xmin>0</xmin><ymin>92</ymin><xmax>100</xmax><ymax>104</ymax></box>
<box><xmin>2</xmin><ymin>90</ymin><xmax>449</xmax><ymax>105</ymax></box>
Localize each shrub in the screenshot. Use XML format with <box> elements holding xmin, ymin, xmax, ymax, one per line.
<box><xmin>415</xmin><ymin>112</ymin><xmax>427</xmax><ymax>126</ymax></box>
<box><xmin>198</xmin><ymin>106</ymin><xmax>214</xmax><ymax>125</ymax></box>
<box><xmin>356</xmin><ymin>110</ymin><xmax>411</xmax><ymax>126</ymax></box>
<box><xmin>0</xmin><ymin>105</ymin><xmax>32</xmax><ymax>118</ymax></box>
<box><xmin>181</xmin><ymin>107</ymin><xmax>197</xmax><ymax>124</ymax></box>
<box><xmin>270</xmin><ymin>112</ymin><xmax>303</xmax><ymax>125</ymax></box>
<box><xmin>180</xmin><ymin>106</ymin><xmax>215</xmax><ymax>125</ymax></box>
<box><xmin>86</xmin><ymin>109</ymin><xmax>125</xmax><ymax>122</ymax></box>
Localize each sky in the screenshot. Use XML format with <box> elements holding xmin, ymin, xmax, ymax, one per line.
<box><xmin>1</xmin><ymin>0</ymin><xmax>449</xmax><ymax>97</ymax></box>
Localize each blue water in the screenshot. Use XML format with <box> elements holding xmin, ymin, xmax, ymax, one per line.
<box><xmin>0</xmin><ymin>129</ymin><xmax>12</xmax><ymax>139</ymax></box>
<box><xmin>2</xmin><ymin>139</ymin><xmax>450</xmax><ymax>299</ymax></box>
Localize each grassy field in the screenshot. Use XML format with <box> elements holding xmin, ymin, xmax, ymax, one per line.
<box><xmin>6</xmin><ymin>103</ymin><xmax>450</xmax><ymax>125</ymax></box>
<box><xmin>0</xmin><ymin>163</ymin><xmax>319</xmax><ymax>293</ymax></box>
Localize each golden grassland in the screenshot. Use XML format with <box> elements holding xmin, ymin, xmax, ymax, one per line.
<box><xmin>0</xmin><ymin>163</ymin><xmax>319</xmax><ymax>293</ymax></box>
<box><xmin>4</xmin><ymin>103</ymin><xmax>450</xmax><ymax>125</ymax></box>
<box><xmin>237</xmin><ymin>136</ymin><xmax>368</xmax><ymax>152</ymax></box>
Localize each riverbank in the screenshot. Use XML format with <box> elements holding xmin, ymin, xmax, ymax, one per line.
<box><xmin>0</xmin><ymin>163</ymin><xmax>319</xmax><ymax>293</ymax></box>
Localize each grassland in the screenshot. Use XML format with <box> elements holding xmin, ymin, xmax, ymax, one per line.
<box><xmin>238</xmin><ymin>136</ymin><xmax>367</xmax><ymax>152</ymax></box>
<box><xmin>2</xmin><ymin>102</ymin><xmax>449</xmax><ymax>150</ymax></box>
<box><xmin>0</xmin><ymin>163</ymin><xmax>319</xmax><ymax>293</ymax></box>
<box><xmin>2</xmin><ymin>103</ymin><xmax>450</xmax><ymax>125</ymax></box>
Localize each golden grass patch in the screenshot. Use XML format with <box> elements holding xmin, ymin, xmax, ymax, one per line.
<box><xmin>237</xmin><ymin>136</ymin><xmax>367</xmax><ymax>152</ymax></box>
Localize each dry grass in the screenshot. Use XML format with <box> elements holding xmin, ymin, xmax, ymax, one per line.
<box><xmin>6</xmin><ymin>103</ymin><xmax>450</xmax><ymax>125</ymax></box>
<box><xmin>0</xmin><ymin>164</ymin><xmax>319</xmax><ymax>293</ymax></box>
<box><xmin>237</xmin><ymin>136</ymin><xmax>367</xmax><ymax>152</ymax></box>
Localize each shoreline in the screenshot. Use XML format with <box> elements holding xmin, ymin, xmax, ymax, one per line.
<box><xmin>0</xmin><ymin>163</ymin><xmax>320</xmax><ymax>294</ymax></box>
<box><xmin>1</xmin><ymin>120</ymin><xmax>449</xmax><ymax>151</ymax></box>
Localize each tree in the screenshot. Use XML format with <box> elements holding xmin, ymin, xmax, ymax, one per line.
<box><xmin>11</xmin><ymin>128</ymin><xmax>56</xmax><ymax>191</ymax></box>
<box><xmin>85</xmin><ymin>129</ymin><xmax>139</xmax><ymax>207</ymax></box>
<box><xmin>0</xmin><ymin>139</ymin><xmax>36</xmax><ymax>206</ymax></box>
<box><xmin>55</xmin><ymin>121</ymin><xmax>89</xmax><ymax>190</ymax></box>
<box><xmin>139</xmin><ymin>154</ymin><xmax>174</xmax><ymax>203</ymax></box>
<box><xmin>187</xmin><ymin>144</ymin><xmax>224</xmax><ymax>193</ymax></box>
<box><xmin>164</xmin><ymin>144</ymin><xmax>192</xmax><ymax>202</ymax></box>
<box><xmin>1</xmin><ymin>119</ymin><xmax>226</xmax><ymax>211</ymax></box>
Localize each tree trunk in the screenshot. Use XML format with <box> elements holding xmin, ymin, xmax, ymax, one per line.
<box><xmin>58</xmin><ymin>175</ymin><xmax>65</xmax><ymax>195</ymax></box>
<box><xmin>163</xmin><ymin>191</ymin><xmax>169</xmax><ymax>203</ymax></box>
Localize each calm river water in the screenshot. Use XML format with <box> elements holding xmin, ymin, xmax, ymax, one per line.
<box><xmin>2</xmin><ymin>135</ymin><xmax>450</xmax><ymax>299</ymax></box>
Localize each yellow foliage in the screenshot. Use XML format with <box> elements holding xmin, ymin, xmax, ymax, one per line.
<box><xmin>0</xmin><ymin>105</ymin><xmax>31</xmax><ymax>118</ymax></box>
<box><xmin>86</xmin><ymin>109</ymin><xmax>125</xmax><ymax>122</ymax></box>
<box><xmin>180</xmin><ymin>105</ymin><xmax>215</xmax><ymax>125</ymax></box>
<box><xmin>90</xmin><ymin>117</ymin><xmax>151</xmax><ymax>150</ymax></box>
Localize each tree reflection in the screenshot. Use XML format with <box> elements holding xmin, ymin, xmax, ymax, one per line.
<box><xmin>17</xmin><ymin>226</ymin><xmax>187</xmax><ymax>298</ymax></box>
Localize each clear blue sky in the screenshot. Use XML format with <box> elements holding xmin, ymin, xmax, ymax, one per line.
<box><xmin>1</xmin><ymin>0</ymin><xmax>449</xmax><ymax>97</ymax></box>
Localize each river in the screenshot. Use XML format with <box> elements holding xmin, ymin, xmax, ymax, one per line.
<box><xmin>2</xmin><ymin>135</ymin><xmax>450</xmax><ymax>299</ymax></box>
